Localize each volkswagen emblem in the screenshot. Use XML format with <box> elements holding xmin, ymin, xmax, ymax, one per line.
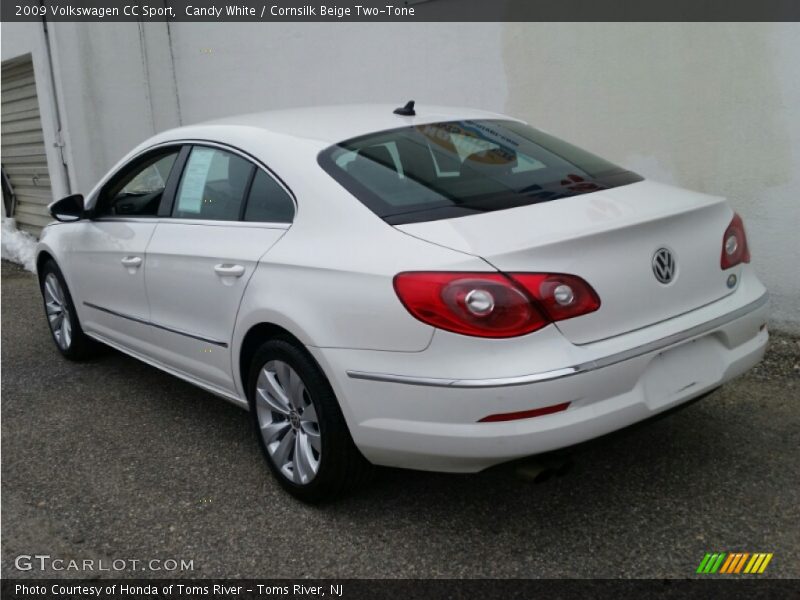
<box><xmin>652</xmin><ymin>247</ymin><xmax>676</xmax><ymax>284</ymax></box>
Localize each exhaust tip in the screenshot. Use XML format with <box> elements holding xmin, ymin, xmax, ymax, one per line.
<box><xmin>515</xmin><ymin>455</ymin><xmax>573</xmax><ymax>483</ymax></box>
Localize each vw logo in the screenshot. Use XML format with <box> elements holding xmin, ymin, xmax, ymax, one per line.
<box><xmin>652</xmin><ymin>247</ymin><xmax>676</xmax><ymax>284</ymax></box>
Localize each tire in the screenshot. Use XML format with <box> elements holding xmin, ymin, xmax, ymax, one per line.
<box><xmin>39</xmin><ymin>259</ymin><xmax>98</xmax><ymax>361</ymax></box>
<box><xmin>248</xmin><ymin>336</ymin><xmax>372</xmax><ymax>502</ymax></box>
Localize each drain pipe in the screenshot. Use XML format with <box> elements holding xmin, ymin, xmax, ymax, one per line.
<box><xmin>39</xmin><ymin>1</ymin><xmax>73</xmax><ymax>195</ymax></box>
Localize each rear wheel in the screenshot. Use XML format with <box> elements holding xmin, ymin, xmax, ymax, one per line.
<box><xmin>39</xmin><ymin>260</ymin><xmax>98</xmax><ymax>360</ymax></box>
<box><xmin>248</xmin><ymin>337</ymin><xmax>371</xmax><ymax>502</ymax></box>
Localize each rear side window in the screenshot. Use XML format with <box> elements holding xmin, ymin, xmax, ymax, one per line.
<box><xmin>173</xmin><ymin>147</ymin><xmax>254</xmax><ymax>221</ymax></box>
<box><xmin>244</xmin><ymin>170</ymin><xmax>294</xmax><ymax>223</ymax></box>
<box><xmin>318</xmin><ymin>119</ymin><xmax>643</xmax><ymax>225</ymax></box>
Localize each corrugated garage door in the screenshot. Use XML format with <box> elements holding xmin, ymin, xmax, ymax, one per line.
<box><xmin>1</xmin><ymin>55</ymin><xmax>52</xmax><ymax>235</ymax></box>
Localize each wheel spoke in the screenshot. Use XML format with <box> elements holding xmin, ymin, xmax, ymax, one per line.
<box><xmin>270</xmin><ymin>429</ymin><xmax>295</xmax><ymax>468</ymax></box>
<box><xmin>44</xmin><ymin>277</ymin><xmax>59</xmax><ymax>303</ymax></box>
<box><xmin>43</xmin><ymin>274</ymin><xmax>71</xmax><ymax>349</ymax></box>
<box><xmin>256</xmin><ymin>385</ymin><xmax>289</xmax><ymax>416</ymax></box>
<box><xmin>258</xmin><ymin>368</ymin><xmax>292</xmax><ymax>414</ymax></box>
<box><xmin>299</xmin><ymin>404</ymin><xmax>321</xmax><ymax>452</ymax></box>
<box><xmin>62</xmin><ymin>314</ymin><xmax>72</xmax><ymax>347</ymax></box>
<box><xmin>301</xmin><ymin>403</ymin><xmax>318</xmax><ymax>425</ymax></box>
<box><xmin>287</xmin><ymin>369</ymin><xmax>306</xmax><ymax>410</ymax></box>
<box><xmin>275</xmin><ymin>361</ymin><xmax>292</xmax><ymax>391</ymax></box>
<box><xmin>294</xmin><ymin>432</ymin><xmax>318</xmax><ymax>483</ymax></box>
<box><xmin>292</xmin><ymin>435</ymin><xmax>304</xmax><ymax>483</ymax></box>
<box><xmin>294</xmin><ymin>431</ymin><xmax>317</xmax><ymax>483</ymax></box>
<box><xmin>46</xmin><ymin>275</ymin><xmax>64</xmax><ymax>304</ymax></box>
<box><xmin>260</xmin><ymin>420</ymin><xmax>290</xmax><ymax>444</ymax></box>
<box><xmin>302</xmin><ymin>425</ymin><xmax>321</xmax><ymax>453</ymax></box>
<box><xmin>54</xmin><ymin>281</ymin><xmax>64</xmax><ymax>303</ymax></box>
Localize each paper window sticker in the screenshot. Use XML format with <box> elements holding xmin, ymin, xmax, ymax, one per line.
<box><xmin>177</xmin><ymin>148</ymin><xmax>216</xmax><ymax>214</ymax></box>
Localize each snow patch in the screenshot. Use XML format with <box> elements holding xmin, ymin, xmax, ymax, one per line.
<box><xmin>1</xmin><ymin>213</ymin><xmax>38</xmax><ymax>272</ymax></box>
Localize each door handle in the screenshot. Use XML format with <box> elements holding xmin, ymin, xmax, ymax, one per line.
<box><xmin>121</xmin><ymin>256</ymin><xmax>142</xmax><ymax>268</ymax></box>
<box><xmin>214</xmin><ymin>264</ymin><xmax>245</xmax><ymax>278</ymax></box>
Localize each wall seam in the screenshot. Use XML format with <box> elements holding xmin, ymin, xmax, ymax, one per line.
<box><xmin>165</xmin><ymin>17</ymin><xmax>183</xmax><ymax>126</ymax></box>
<box><xmin>137</xmin><ymin>21</ymin><xmax>158</xmax><ymax>135</ymax></box>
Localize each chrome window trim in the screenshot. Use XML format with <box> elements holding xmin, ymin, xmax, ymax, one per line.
<box><xmin>167</xmin><ymin>139</ymin><xmax>297</xmax><ymax>221</ymax></box>
<box><xmin>346</xmin><ymin>292</ymin><xmax>769</xmax><ymax>389</ymax></box>
<box><xmin>88</xmin><ymin>138</ymin><xmax>297</xmax><ymax>222</ymax></box>
<box><xmin>90</xmin><ymin>216</ymin><xmax>291</xmax><ymax>230</ymax></box>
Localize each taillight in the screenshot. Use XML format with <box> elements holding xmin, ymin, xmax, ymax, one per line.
<box><xmin>393</xmin><ymin>272</ymin><xmax>546</xmax><ymax>338</ymax></box>
<box><xmin>721</xmin><ymin>212</ymin><xmax>750</xmax><ymax>269</ymax></box>
<box><xmin>508</xmin><ymin>273</ymin><xmax>601</xmax><ymax>322</ymax></box>
<box><xmin>393</xmin><ymin>271</ymin><xmax>600</xmax><ymax>338</ymax></box>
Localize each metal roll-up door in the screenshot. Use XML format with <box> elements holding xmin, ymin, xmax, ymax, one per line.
<box><xmin>1</xmin><ymin>55</ymin><xmax>52</xmax><ymax>236</ymax></box>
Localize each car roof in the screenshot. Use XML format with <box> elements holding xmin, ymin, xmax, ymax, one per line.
<box><xmin>176</xmin><ymin>103</ymin><xmax>518</xmax><ymax>146</ymax></box>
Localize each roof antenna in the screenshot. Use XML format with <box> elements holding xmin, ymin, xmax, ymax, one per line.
<box><xmin>393</xmin><ymin>100</ymin><xmax>416</xmax><ymax>116</ymax></box>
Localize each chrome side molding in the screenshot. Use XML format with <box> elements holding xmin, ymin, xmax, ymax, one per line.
<box><xmin>83</xmin><ymin>301</ymin><xmax>229</xmax><ymax>348</ymax></box>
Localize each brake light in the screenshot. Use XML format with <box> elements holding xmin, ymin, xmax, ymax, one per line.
<box><xmin>721</xmin><ymin>212</ymin><xmax>750</xmax><ymax>269</ymax></box>
<box><xmin>393</xmin><ymin>271</ymin><xmax>600</xmax><ymax>338</ymax></box>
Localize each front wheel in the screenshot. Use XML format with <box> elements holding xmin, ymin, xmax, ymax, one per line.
<box><xmin>39</xmin><ymin>259</ymin><xmax>98</xmax><ymax>360</ymax></box>
<box><xmin>248</xmin><ymin>337</ymin><xmax>372</xmax><ymax>502</ymax></box>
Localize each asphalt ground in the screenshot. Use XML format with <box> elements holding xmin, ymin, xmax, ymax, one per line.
<box><xmin>2</xmin><ymin>260</ymin><xmax>798</xmax><ymax>579</ymax></box>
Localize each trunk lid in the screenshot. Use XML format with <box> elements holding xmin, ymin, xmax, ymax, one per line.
<box><xmin>395</xmin><ymin>180</ymin><xmax>734</xmax><ymax>344</ymax></box>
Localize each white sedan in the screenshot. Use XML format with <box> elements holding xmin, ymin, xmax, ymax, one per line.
<box><xmin>37</xmin><ymin>102</ymin><xmax>768</xmax><ymax>501</ymax></box>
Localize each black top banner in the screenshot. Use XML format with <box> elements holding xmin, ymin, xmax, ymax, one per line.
<box><xmin>2</xmin><ymin>0</ymin><xmax>800</xmax><ymax>22</ymax></box>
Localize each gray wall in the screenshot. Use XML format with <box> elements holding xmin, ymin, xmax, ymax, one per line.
<box><xmin>3</xmin><ymin>22</ymin><xmax>799</xmax><ymax>330</ymax></box>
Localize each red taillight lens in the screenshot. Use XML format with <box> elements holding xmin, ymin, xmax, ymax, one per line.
<box><xmin>721</xmin><ymin>212</ymin><xmax>751</xmax><ymax>269</ymax></box>
<box><xmin>393</xmin><ymin>271</ymin><xmax>600</xmax><ymax>338</ymax></box>
<box><xmin>508</xmin><ymin>273</ymin><xmax>601</xmax><ymax>322</ymax></box>
<box><xmin>393</xmin><ymin>272</ymin><xmax>547</xmax><ymax>338</ymax></box>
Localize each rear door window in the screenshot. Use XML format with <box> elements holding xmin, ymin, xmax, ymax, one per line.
<box><xmin>173</xmin><ymin>146</ymin><xmax>254</xmax><ymax>221</ymax></box>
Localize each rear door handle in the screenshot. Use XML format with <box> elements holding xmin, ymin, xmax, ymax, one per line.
<box><xmin>121</xmin><ymin>256</ymin><xmax>142</xmax><ymax>268</ymax></box>
<box><xmin>214</xmin><ymin>264</ymin><xmax>245</xmax><ymax>278</ymax></box>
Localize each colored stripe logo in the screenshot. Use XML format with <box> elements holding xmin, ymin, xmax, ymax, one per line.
<box><xmin>696</xmin><ymin>552</ymin><xmax>773</xmax><ymax>574</ymax></box>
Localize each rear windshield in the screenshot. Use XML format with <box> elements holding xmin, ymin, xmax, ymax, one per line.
<box><xmin>318</xmin><ymin>119</ymin><xmax>642</xmax><ymax>225</ymax></box>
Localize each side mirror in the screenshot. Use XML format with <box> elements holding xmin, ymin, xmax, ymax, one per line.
<box><xmin>49</xmin><ymin>194</ymin><xmax>85</xmax><ymax>222</ymax></box>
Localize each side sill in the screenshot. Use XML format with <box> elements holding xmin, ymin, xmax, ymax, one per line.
<box><xmin>84</xmin><ymin>331</ymin><xmax>249</xmax><ymax>409</ymax></box>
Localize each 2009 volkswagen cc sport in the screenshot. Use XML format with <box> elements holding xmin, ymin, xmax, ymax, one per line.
<box><xmin>37</xmin><ymin>103</ymin><xmax>769</xmax><ymax>501</ymax></box>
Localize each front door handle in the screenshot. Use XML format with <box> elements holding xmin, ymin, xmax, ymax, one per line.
<box><xmin>121</xmin><ymin>256</ymin><xmax>142</xmax><ymax>268</ymax></box>
<box><xmin>214</xmin><ymin>264</ymin><xmax>245</xmax><ymax>278</ymax></box>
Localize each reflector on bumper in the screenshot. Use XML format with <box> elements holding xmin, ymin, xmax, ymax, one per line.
<box><xmin>478</xmin><ymin>402</ymin><xmax>571</xmax><ymax>423</ymax></box>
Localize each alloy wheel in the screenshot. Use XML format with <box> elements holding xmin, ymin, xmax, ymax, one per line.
<box><xmin>43</xmin><ymin>273</ymin><xmax>72</xmax><ymax>350</ymax></box>
<box><xmin>255</xmin><ymin>360</ymin><xmax>321</xmax><ymax>484</ymax></box>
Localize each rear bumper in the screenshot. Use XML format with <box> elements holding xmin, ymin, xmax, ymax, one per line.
<box><xmin>310</xmin><ymin>287</ymin><xmax>769</xmax><ymax>473</ymax></box>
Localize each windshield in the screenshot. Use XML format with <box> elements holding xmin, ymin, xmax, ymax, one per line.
<box><xmin>318</xmin><ymin>119</ymin><xmax>642</xmax><ymax>225</ymax></box>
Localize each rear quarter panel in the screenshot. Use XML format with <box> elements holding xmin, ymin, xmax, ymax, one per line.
<box><xmin>231</xmin><ymin>166</ymin><xmax>493</xmax><ymax>396</ymax></box>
